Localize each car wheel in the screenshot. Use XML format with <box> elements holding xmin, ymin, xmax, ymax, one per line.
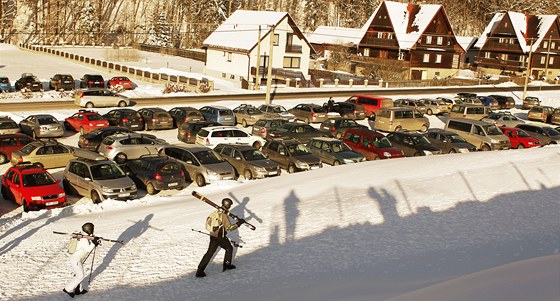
<box><xmin>1</xmin><ymin>185</ymin><xmax>10</xmax><ymax>200</ymax></box>
<box><xmin>335</xmin><ymin>132</ymin><xmax>342</xmax><ymax>139</ymax></box>
<box><xmin>333</xmin><ymin>160</ymin><xmax>341</xmax><ymax>166</ymax></box>
<box><xmin>118</xmin><ymin>100</ymin><xmax>127</xmax><ymax>107</ymax></box>
<box><xmin>63</xmin><ymin>179</ymin><xmax>74</xmax><ymax>196</ymax></box>
<box><xmin>91</xmin><ymin>191</ymin><xmax>102</xmax><ymax>204</ymax></box>
<box><xmin>304</xmin><ymin>117</ymin><xmax>310</xmax><ymax>124</ymax></box>
<box><xmin>481</xmin><ymin>145</ymin><xmax>491</xmax><ymax>151</ymax></box>
<box><xmin>195</xmin><ymin>174</ymin><xmax>206</xmax><ymax>187</ymax></box>
<box><xmin>0</xmin><ymin>153</ymin><xmax>7</xmax><ymax>164</ymax></box>
<box><xmin>22</xmin><ymin>198</ymin><xmax>29</xmax><ymax>212</ymax></box>
<box><xmin>79</xmin><ymin>127</ymin><xmax>85</xmax><ymax>135</ymax></box>
<box><xmin>288</xmin><ymin>164</ymin><xmax>297</xmax><ymax>174</ymax></box>
<box><xmin>517</xmin><ymin>144</ymin><xmax>525</xmax><ymax>149</ymax></box>
<box><xmin>242</xmin><ymin>119</ymin><xmax>248</xmax><ymax>127</ymax></box>
<box><xmin>427</xmin><ymin>109</ymin><xmax>433</xmax><ymax>115</ymax></box>
<box><xmin>395</xmin><ymin>125</ymin><xmax>402</xmax><ymax>132</ymax></box>
<box><xmin>114</xmin><ymin>153</ymin><xmax>127</xmax><ymax>164</ymax></box>
<box><xmin>448</xmin><ymin>148</ymin><xmax>457</xmax><ymax>154</ymax></box>
<box><xmin>85</xmin><ymin>102</ymin><xmax>94</xmax><ymax>108</ymax></box>
<box><xmin>146</xmin><ymin>182</ymin><xmax>159</xmax><ymax>195</ymax></box>
<box><xmin>252</xmin><ymin>141</ymin><xmax>262</xmax><ymax>149</ymax></box>
<box><xmin>420</xmin><ymin>125</ymin><xmax>428</xmax><ymax>132</ymax></box>
<box><xmin>244</xmin><ymin>169</ymin><xmax>253</xmax><ymax>180</ymax></box>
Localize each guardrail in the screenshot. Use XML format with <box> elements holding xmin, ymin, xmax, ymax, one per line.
<box><xmin>18</xmin><ymin>43</ymin><xmax>214</xmax><ymax>93</ymax></box>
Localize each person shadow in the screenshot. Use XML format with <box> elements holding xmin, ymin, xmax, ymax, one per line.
<box><xmin>283</xmin><ymin>190</ymin><xmax>300</xmax><ymax>242</ymax></box>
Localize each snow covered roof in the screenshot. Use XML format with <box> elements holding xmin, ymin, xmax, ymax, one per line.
<box><xmin>306</xmin><ymin>26</ymin><xmax>365</xmax><ymax>46</ymax></box>
<box><xmin>456</xmin><ymin>36</ymin><xmax>478</xmax><ymax>52</ymax></box>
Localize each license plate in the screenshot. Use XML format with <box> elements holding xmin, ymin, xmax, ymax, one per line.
<box><xmin>118</xmin><ymin>193</ymin><xmax>130</xmax><ymax>197</ymax></box>
<box><xmin>97</xmin><ymin>123</ymin><xmax>105</xmax><ymax>126</ymax></box>
<box><xmin>131</xmin><ymin>125</ymin><xmax>140</xmax><ymax>128</ymax></box>
<box><xmin>310</xmin><ymin>166</ymin><xmax>320</xmax><ymax>170</ymax></box>
<box><xmin>45</xmin><ymin>201</ymin><xmax>59</xmax><ymax>206</ymax></box>
<box><xmin>168</xmin><ymin>182</ymin><xmax>178</xmax><ymax>187</ymax></box>
<box><xmin>223</xmin><ymin>176</ymin><xmax>234</xmax><ymax>180</ymax></box>
<box><xmin>224</xmin><ymin>117</ymin><xmax>232</xmax><ymax>120</ymax></box>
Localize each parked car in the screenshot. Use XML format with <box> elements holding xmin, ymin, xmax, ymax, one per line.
<box><xmin>10</xmin><ymin>139</ymin><xmax>76</xmax><ymax>169</ymax></box>
<box><xmin>323</xmin><ymin>101</ymin><xmax>367</xmax><ymax>120</ymax></box>
<box><xmin>445</xmin><ymin>118</ymin><xmax>510</xmax><ymax>151</ymax></box>
<box><xmin>514</xmin><ymin>123</ymin><xmax>560</xmax><ymax>145</ymax></box>
<box><xmin>267</xmin><ymin>123</ymin><xmax>328</xmax><ymax>143</ymax></box>
<box><xmin>233</xmin><ymin>104</ymin><xmax>265</xmax><ymax>127</ymax></box>
<box><xmin>345</xmin><ymin>95</ymin><xmax>393</xmax><ymax>119</ymax></box>
<box><xmin>448</xmin><ymin>104</ymin><xmax>492</xmax><ymax>120</ymax></box>
<box><xmin>455</xmin><ymin>95</ymin><xmax>483</xmax><ymax>106</ymax></box>
<box><xmin>424</xmin><ymin>129</ymin><xmax>477</xmax><ymax>154</ymax></box>
<box><xmin>306</xmin><ymin>137</ymin><xmax>365</xmax><ymax>166</ymax></box>
<box><xmin>195</xmin><ymin>126</ymin><xmax>265</xmax><ymax>149</ymax></box>
<box><xmin>251</xmin><ymin>118</ymin><xmax>288</xmax><ymax>139</ymax></box>
<box><xmin>214</xmin><ymin>143</ymin><xmax>281</xmax><ymax>179</ymax></box>
<box><xmin>2</xmin><ymin>163</ymin><xmax>66</xmax><ymax>212</ymax></box>
<box><xmin>476</xmin><ymin>96</ymin><xmax>500</xmax><ymax>110</ymax></box>
<box><xmin>159</xmin><ymin>144</ymin><xmax>236</xmax><ymax>187</ymax></box>
<box><xmin>63</xmin><ymin>156</ymin><xmax>137</xmax><ymax>203</ymax></box>
<box><xmin>499</xmin><ymin>127</ymin><xmax>542</xmax><ymax>149</ymax></box>
<box><xmin>374</xmin><ymin>107</ymin><xmax>430</xmax><ymax>132</ymax></box>
<box><xmin>199</xmin><ymin>105</ymin><xmax>236</xmax><ymax>126</ymax></box>
<box><xmin>98</xmin><ymin>133</ymin><xmax>168</xmax><ymax>164</ymax></box>
<box><xmin>107</xmin><ymin>76</ymin><xmax>135</xmax><ymax>90</ymax></box>
<box><xmin>261</xmin><ymin>139</ymin><xmax>322</xmax><ymax>173</ymax></box>
<box><xmin>78</xmin><ymin>126</ymin><xmax>147</xmax><ymax>151</ymax></box>
<box><xmin>178</xmin><ymin>121</ymin><xmax>221</xmax><ymax>144</ymax></box>
<box><xmin>103</xmin><ymin>108</ymin><xmax>144</xmax><ymax>131</ymax></box>
<box><xmin>319</xmin><ymin>118</ymin><xmax>367</xmax><ymax>139</ymax></box>
<box><xmin>0</xmin><ymin>116</ymin><xmax>21</xmax><ymax>135</ymax></box>
<box><xmin>393</xmin><ymin>98</ymin><xmax>427</xmax><ymax>113</ymax></box>
<box><xmin>487</xmin><ymin>94</ymin><xmax>516</xmax><ymax>109</ymax></box>
<box><xmin>552</xmin><ymin>108</ymin><xmax>560</xmax><ymax>125</ymax></box>
<box><xmin>168</xmin><ymin>107</ymin><xmax>205</xmax><ymax>128</ymax></box>
<box><xmin>137</xmin><ymin>107</ymin><xmax>174</xmax><ymax>130</ymax></box>
<box><xmin>18</xmin><ymin>114</ymin><xmax>64</xmax><ymax>138</ymax></box>
<box><xmin>437</xmin><ymin>97</ymin><xmax>459</xmax><ymax>110</ymax></box>
<box><xmin>417</xmin><ymin>98</ymin><xmax>449</xmax><ymax>115</ymax></box>
<box><xmin>522</xmin><ymin>96</ymin><xmax>541</xmax><ymax>110</ymax></box>
<box><xmin>124</xmin><ymin>155</ymin><xmax>186</xmax><ymax>195</ymax></box>
<box><xmin>14</xmin><ymin>73</ymin><xmax>42</xmax><ymax>91</ymax></box>
<box><xmin>0</xmin><ymin>134</ymin><xmax>34</xmax><ymax>164</ymax></box>
<box><xmin>288</xmin><ymin>103</ymin><xmax>330</xmax><ymax>124</ymax></box>
<box><xmin>80</xmin><ymin>74</ymin><xmax>105</xmax><ymax>88</ymax></box>
<box><xmin>74</xmin><ymin>88</ymin><xmax>130</xmax><ymax>108</ymax></box>
<box><xmin>386</xmin><ymin>131</ymin><xmax>442</xmax><ymax>157</ymax></box>
<box><xmin>258</xmin><ymin>104</ymin><xmax>296</xmax><ymax>121</ymax></box>
<box><xmin>342</xmin><ymin>128</ymin><xmax>405</xmax><ymax>160</ymax></box>
<box><xmin>0</xmin><ymin>76</ymin><xmax>13</xmax><ymax>92</ymax></box>
<box><xmin>481</xmin><ymin>111</ymin><xmax>525</xmax><ymax>127</ymax></box>
<box><xmin>64</xmin><ymin>110</ymin><xmax>109</xmax><ymax>135</ymax></box>
<box><xmin>527</xmin><ymin>106</ymin><xmax>554</xmax><ymax>123</ymax></box>
<box><xmin>49</xmin><ymin>74</ymin><xmax>75</xmax><ymax>91</ymax></box>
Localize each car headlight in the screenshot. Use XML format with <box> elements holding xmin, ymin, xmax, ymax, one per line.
<box><xmin>294</xmin><ymin>160</ymin><xmax>309</xmax><ymax>169</ymax></box>
<box><xmin>31</xmin><ymin>196</ymin><xmax>42</xmax><ymax>201</ymax></box>
<box><xmin>254</xmin><ymin>166</ymin><xmax>266</xmax><ymax>172</ymax></box>
<box><xmin>383</xmin><ymin>152</ymin><xmax>391</xmax><ymax>158</ymax></box>
<box><xmin>342</xmin><ymin>158</ymin><xmax>354</xmax><ymax>164</ymax></box>
<box><xmin>101</xmin><ymin>186</ymin><xmax>113</xmax><ymax>193</ymax></box>
<box><xmin>207</xmin><ymin>170</ymin><xmax>218</xmax><ymax>176</ymax></box>
<box><xmin>490</xmin><ymin>140</ymin><xmax>499</xmax><ymax>144</ymax></box>
<box><xmin>58</xmin><ymin>193</ymin><xmax>66</xmax><ymax>198</ymax></box>
<box><xmin>131</xmin><ymin>184</ymin><xmax>137</xmax><ymax>190</ymax></box>
<box><xmin>458</xmin><ymin>148</ymin><xmax>469</xmax><ymax>153</ymax></box>
<box><xmin>527</xmin><ymin>141</ymin><xmax>535</xmax><ymax>145</ymax></box>
<box><xmin>423</xmin><ymin>150</ymin><xmax>433</xmax><ymax>155</ymax></box>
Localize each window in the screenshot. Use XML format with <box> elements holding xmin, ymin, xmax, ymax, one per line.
<box><xmin>363</xmin><ymin>48</ymin><xmax>370</xmax><ymax>56</ymax></box>
<box><xmin>423</xmin><ymin>54</ymin><xmax>430</xmax><ymax>63</ymax></box>
<box><xmin>398</xmin><ymin>52</ymin><xmax>404</xmax><ymax>60</ymax></box>
<box><xmin>543</xmin><ymin>41</ymin><xmax>549</xmax><ymax>49</ymax></box>
<box><xmin>435</xmin><ymin>54</ymin><xmax>442</xmax><ymax>63</ymax></box>
<box><xmin>227</xmin><ymin>52</ymin><xmax>232</xmax><ymax>62</ymax></box>
<box><xmin>436</xmin><ymin>37</ymin><xmax>443</xmax><ymax>45</ymax></box>
<box><xmin>541</xmin><ymin>57</ymin><xmax>546</xmax><ymax>64</ymax></box>
<box><xmin>272</xmin><ymin>34</ymin><xmax>279</xmax><ymax>46</ymax></box>
<box><xmin>377</xmin><ymin>32</ymin><xmax>383</xmax><ymax>39</ymax></box>
<box><xmin>551</xmin><ymin>42</ymin><xmax>556</xmax><ymax>49</ymax></box>
<box><xmin>549</xmin><ymin>57</ymin><xmax>554</xmax><ymax>65</ymax></box>
<box><xmin>425</xmin><ymin>36</ymin><xmax>432</xmax><ymax>44</ymax></box>
<box><xmin>283</xmin><ymin>57</ymin><xmax>300</xmax><ymax>68</ymax></box>
<box><xmin>485</xmin><ymin>52</ymin><xmax>491</xmax><ymax>59</ymax></box>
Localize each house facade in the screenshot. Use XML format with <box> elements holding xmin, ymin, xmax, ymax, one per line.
<box><xmin>474</xmin><ymin>12</ymin><xmax>560</xmax><ymax>79</ymax></box>
<box><xmin>355</xmin><ymin>0</ymin><xmax>465</xmax><ymax>80</ymax></box>
<box><xmin>202</xmin><ymin>10</ymin><xmax>314</xmax><ymax>86</ymax></box>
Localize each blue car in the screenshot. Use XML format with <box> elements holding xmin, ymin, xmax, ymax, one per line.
<box><xmin>0</xmin><ymin>76</ymin><xmax>13</xmax><ymax>92</ymax></box>
<box><xmin>477</xmin><ymin>96</ymin><xmax>500</xmax><ymax>109</ymax></box>
<box><xmin>199</xmin><ymin>105</ymin><xmax>236</xmax><ymax>126</ymax></box>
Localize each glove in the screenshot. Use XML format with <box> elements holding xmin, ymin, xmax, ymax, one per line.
<box><xmin>236</xmin><ymin>218</ymin><xmax>246</xmax><ymax>226</ymax></box>
<box><xmin>92</xmin><ymin>237</ymin><xmax>101</xmax><ymax>246</ymax></box>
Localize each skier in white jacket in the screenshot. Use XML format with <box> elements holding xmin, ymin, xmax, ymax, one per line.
<box><xmin>63</xmin><ymin>222</ymin><xmax>101</xmax><ymax>298</ymax></box>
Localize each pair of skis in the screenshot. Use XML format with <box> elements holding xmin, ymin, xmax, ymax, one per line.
<box><xmin>192</xmin><ymin>191</ymin><xmax>256</xmax><ymax>231</ymax></box>
<box><xmin>53</xmin><ymin>231</ymin><xmax>125</xmax><ymax>245</ymax></box>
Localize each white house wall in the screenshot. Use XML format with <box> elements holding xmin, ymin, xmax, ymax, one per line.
<box><xmin>204</xmin><ymin>50</ymin><xmax>250</xmax><ymax>83</ymax></box>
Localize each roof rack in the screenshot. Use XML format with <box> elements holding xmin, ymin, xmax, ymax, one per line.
<box><xmin>15</xmin><ymin>161</ymin><xmax>44</xmax><ymax>169</ymax></box>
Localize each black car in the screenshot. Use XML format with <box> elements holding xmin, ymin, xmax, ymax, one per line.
<box><xmin>319</xmin><ymin>118</ymin><xmax>368</xmax><ymax>139</ymax></box>
<box><xmin>177</xmin><ymin>121</ymin><xmax>221</xmax><ymax>144</ymax></box>
<box><xmin>123</xmin><ymin>155</ymin><xmax>187</xmax><ymax>195</ymax></box>
<box><xmin>80</xmin><ymin>74</ymin><xmax>105</xmax><ymax>88</ymax></box>
<box><xmin>15</xmin><ymin>73</ymin><xmax>42</xmax><ymax>92</ymax></box>
<box><xmin>168</xmin><ymin>107</ymin><xmax>205</xmax><ymax>128</ymax></box>
<box><xmin>49</xmin><ymin>74</ymin><xmax>75</xmax><ymax>91</ymax></box>
<box><xmin>424</xmin><ymin>129</ymin><xmax>477</xmax><ymax>154</ymax></box>
<box><xmin>267</xmin><ymin>123</ymin><xmax>328</xmax><ymax>143</ymax></box>
<box><xmin>487</xmin><ymin>94</ymin><xmax>516</xmax><ymax>109</ymax></box>
<box><xmin>386</xmin><ymin>131</ymin><xmax>442</xmax><ymax>157</ymax></box>
<box><xmin>251</xmin><ymin>118</ymin><xmax>288</xmax><ymax>139</ymax></box>
<box><xmin>78</xmin><ymin>126</ymin><xmax>155</xmax><ymax>151</ymax></box>
<box><xmin>324</xmin><ymin>101</ymin><xmax>367</xmax><ymax>120</ymax></box>
<box><xmin>103</xmin><ymin>108</ymin><xmax>144</xmax><ymax>131</ymax></box>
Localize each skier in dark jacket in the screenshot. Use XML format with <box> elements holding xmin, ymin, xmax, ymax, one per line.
<box><xmin>63</xmin><ymin>222</ymin><xmax>101</xmax><ymax>298</ymax></box>
<box><xmin>196</xmin><ymin>198</ymin><xmax>245</xmax><ymax>278</ymax></box>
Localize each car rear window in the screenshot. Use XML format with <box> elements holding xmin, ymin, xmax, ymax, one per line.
<box><xmin>0</xmin><ymin>78</ymin><xmax>9</xmax><ymax>83</ymax></box>
<box><xmin>87</xmin><ymin>114</ymin><xmax>104</xmax><ymax>121</ymax></box>
<box><xmin>0</xmin><ymin>121</ymin><xmax>18</xmax><ymax>129</ymax></box>
<box><xmin>198</xmin><ymin>129</ymin><xmax>209</xmax><ymax>137</ymax></box>
<box><xmin>158</xmin><ymin>162</ymin><xmax>182</xmax><ymax>173</ymax></box>
<box><xmin>38</xmin><ymin>117</ymin><xmax>58</xmax><ymax>125</ymax></box>
<box><xmin>218</xmin><ymin>109</ymin><xmax>233</xmax><ymax>116</ymax></box>
<box><xmin>312</xmin><ymin>106</ymin><xmax>327</xmax><ymax>113</ymax></box>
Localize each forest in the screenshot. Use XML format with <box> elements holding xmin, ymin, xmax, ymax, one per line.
<box><xmin>0</xmin><ymin>0</ymin><xmax>559</xmax><ymax>49</ymax></box>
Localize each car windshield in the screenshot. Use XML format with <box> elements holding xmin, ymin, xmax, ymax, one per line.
<box><xmin>407</xmin><ymin>135</ymin><xmax>431</xmax><ymax>145</ymax></box>
<box><xmin>544</xmin><ymin>128</ymin><xmax>560</xmax><ymax>137</ymax></box>
<box><xmin>374</xmin><ymin>137</ymin><xmax>393</xmax><ymax>148</ymax></box>
<box><xmin>194</xmin><ymin>150</ymin><xmax>224</xmax><ymax>164</ymax></box>
<box><xmin>287</xmin><ymin>144</ymin><xmax>311</xmax><ymax>155</ymax></box>
<box><xmin>241</xmin><ymin>149</ymin><xmax>268</xmax><ymax>161</ymax></box>
<box><xmin>90</xmin><ymin>163</ymin><xmax>126</xmax><ymax>180</ymax></box>
<box><xmin>485</xmin><ymin>125</ymin><xmax>503</xmax><ymax>135</ymax></box>
<box><xmin>275</xmin><ymin>126</ymin><xmax>291</xmax><ymax>133</ymax></box>
<box><xmin>38</xmin><ymin>117</ymin><xmax>57</xmax><ymax>125</ymax></box>
<box><xmin>331</xmin><ymin>142</ymin><xmax>352</xmax><ymax>153</ymax></box>
<box><xmin>22</xmin><ymin>171</ymin><xmax>56</xmax><ymax>187</ymax></box>
<box><xmin>448</xmin><ymin>134</ymin><xmax>468</xmax><ymax>143</ymax></box>
<box><xmin>271</xmin><ymin>106</ymin><xmax>288</xmax><ymax>113</ymax></box>
<box><xmin>87</xmin><ymin>114</ymin><xmax>104</xmax><ymax>121</ymax></box>
<box><xmin>517</xmin><ymin>130</ymin><xmax>530</xmax><ymax>138</ymax></box>
<box><xmin>246</xmin><ymin>108</ymin><xmax>261</xmax><ymax>114</ymax></box>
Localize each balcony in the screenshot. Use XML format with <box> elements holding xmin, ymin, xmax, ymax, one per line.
<box><xmin>360</xmin><ymin>37</ymin><xmax>399</xmax><ymax>47</ymax></box>
<box><xmin>481</xmin><ymin>42</ymin><xmax>523</xmax><ymax>53</ymax></box>
<box><xmin>474</xmin><ymin>56</ymin><xmax>526</xmax><ymax>71</ymax></box>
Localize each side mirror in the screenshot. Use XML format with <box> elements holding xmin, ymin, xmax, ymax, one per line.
<box><xmin>56</xmin><ymin>179</ymin><xmax>61</xmax><ymax>184</ymax></box>
<box><xmin>84</xmin><ymin>177</ymin><xmax>92</xmax><ymax>182</ymax></box>
<box><xmin>235</xmin><ymin>156</ymin><xmax>242</xmax><ymax>160</ymax></box>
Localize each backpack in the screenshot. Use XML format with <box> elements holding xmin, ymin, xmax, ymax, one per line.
<box><xmin>205</xmin><ymin>210</ymin><xmax>222</xmax><ymax>233</ymax></box>
<box><xmin>67</xmin><ymin>237</ymin><xmax>79</xmax><ymax>254</ymax></box>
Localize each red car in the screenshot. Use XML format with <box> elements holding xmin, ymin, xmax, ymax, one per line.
<box><xmin>65</xmin><ymin>110</ymin><xmax>109</xmax><ymax>134</ymax></box>
<box><xmin>0</xmin><ymin>134</ymin><xmax>34</xmax><ymax>164</ymax></box>
<box><xmin>500</xmin><ymin>126</ymin><xmax>542</xmax><ymax>149</ymax></box>
<box><xmin>342</xmin><ymin>128</ymin><xmax>405</xmax><ymax>160</ymax></box>
<box><xmin>1</xmin><ymin>164</ymin><xmax>66</xmax><ymax>212</ymax></box>
<box><xmin>108</xmin><ymin>76</ymin><xmax>135</xmax><ymax>90</ymax></box>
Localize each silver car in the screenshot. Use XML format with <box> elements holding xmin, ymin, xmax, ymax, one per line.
<box><xmin>63</xmin><ymin>156</ymin><xmax>137</xmax><ymax>203</ymax></box>
<box><xmin>18</xmin><ymin>114</ymin><xmax>64</xmax><ymax>138</ymax></box>
<box><xmin>74</xmin><ymin>88</ymin><xmax>130</xmax><ymax>108</ymax></box>
<box><xmin>0</xmin><ymin>116</ymin><xmax>20</xmax><ymax>135</ymax></box>
<box><xmin>98</xmin><ymin>133</ymin><xmax>168</xmax><ymax>164</ymax></box>
<box><xmin>159</xmin><ymin>144</ymin><xmax>236</xmax><ymax>187</ymax></box>
<box><xmin>258</xmin><ymin>104</ymin><xmax>296</xmax><ymax>121</ymax></box>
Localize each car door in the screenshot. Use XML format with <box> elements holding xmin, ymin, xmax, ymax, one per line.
<box><xmin>2</xmin><ymin>169</ymin><xmax>20</xmax><ymax>203</ymax></box>
<box><xmin>10</xmin><ymin>171</ymin><xmax>23</xmax><ymax>204</ymax></box>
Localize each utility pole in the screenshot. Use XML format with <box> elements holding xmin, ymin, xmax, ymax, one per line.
<box><xmin>255</xmin><ymin>26</ymin><xmax>262</xmax><ymax>90</ymax></box>
<box><xmin>543</xmin><ymin>35</ymin><xmax>552</xmax><ymax>79</ymax></box>
<box><xmin>265</xmin><ymin>25</ymin><xmax>275</xmax><ymax>105</ymax></box>
<box><xmin>522</xmin><ymin>38</ymin><xmax>534</xmax><ymax>100</ymax></box>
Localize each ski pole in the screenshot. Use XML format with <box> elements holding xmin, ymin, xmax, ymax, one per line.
<box><xmin>191</xmin><ymin>229</ymin><xmax>243</xmax><ymax>248</ymax></box>
<box><xmin>88</xmin><ymin>245</ymin><xmax>97</xmax><ymax>284</ymax></box>
<box><xmin>81</xmin><ymin>246</ymin><xmax>96</xmax><ymax>265</ymax></box>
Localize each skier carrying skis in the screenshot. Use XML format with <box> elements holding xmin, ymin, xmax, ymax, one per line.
<box><xmin>63</xmin><ymin>222</ymin><xmax>101</xmax><ymax>298</ymax></box>
<box><xmin>196</xmin><ymin>198</ymin><xmax>245</xmax><ymax>278</ymax></box>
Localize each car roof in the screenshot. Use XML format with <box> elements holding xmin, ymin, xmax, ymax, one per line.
<box><xmin>310</xmin><ymin>137</ymin><xmax>341</xmax><ymax>142</ymax></box>
<box><xmin>215</xmin><ymin>143</ymin><xmax>255</xmax><ymax>151</ymax></box>
<box><xmin>201</xmin><ymin>105</ymin><xmax>230</xmax><ymax>110</ymax></box>
<box><xmin>11</xmin><ymin>163</ymin><xmax>46</xmax><ymax>173</ymax></box>
<box><xmin>345</xmin><ymin>128</ymin><xmax>384</xmax><ymax>137</ymax></box>
<box><xmin>141</xmin><ymin>107</ymin><xmax>166</xmax><ymax>112</ymax></box>
<box><xmin>202</xmin><ymin>126</ymin><xmax>240</xmax><ymax>131</ymax></box>
<box><xmin>351</xmin><ymin>94</ymin><xmax>392</xmax><ymax>100</ymax></box>
<box><xmin>165</xmin><ymin>144</ymin><xmax>211</xmax><ymax>152</ymax></box>
<box><xmin>108</xmin><ymin>108</ymin><xmax>136</xmax><ymax>112</ymax></box>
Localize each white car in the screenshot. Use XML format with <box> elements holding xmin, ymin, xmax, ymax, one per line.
<box><xmin>74</xmin><ymin>88</ymin><xmax>130</xmax><ymax>108</ymax></box>
<box><xmin>195</xmin><ymin>126</ymin><xmax>265</xmax><ymax>149</ymax></box>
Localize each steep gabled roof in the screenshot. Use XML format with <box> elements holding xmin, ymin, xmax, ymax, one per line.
<box><xmin>307</xmin><ymin>26</ymin><xmax>365</xmax><ymax>46</ymax></box>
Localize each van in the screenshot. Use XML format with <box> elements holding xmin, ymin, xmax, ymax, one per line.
<box><xmin>448</xmin><ymin>104</ymin><xmax>491</xmax><ymax>120</ymax></box>
<box><xmin>445</xmin><ymin>118</ymin><xmax>510</xmax><ymax>151</ymax></box>
<box><xmin>345</xmin><ymin>95</ymin><xmax>393</xmax><ymax>119</ymax></box>
<box><xmin>374</xmin><ymin>107</ymin><xmax>430</xmax><ymax>132</ymax></box>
